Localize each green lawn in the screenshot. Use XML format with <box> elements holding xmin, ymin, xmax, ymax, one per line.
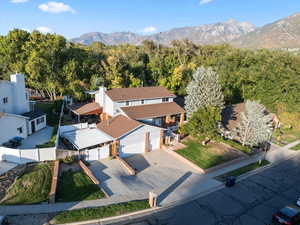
<box><xmin>273</xmin><ymin>129</ymin><xmax>300</xmax><ymax>146</ymax></box>
<box><xmin>291</xmin><ymin>143</ymin><xmax>300</xmax><ymax>151</ymax></box>
<box><xmin>1</xmin><ymin>162</ymin><xmax>53</xmax><ymax>205</ymax></box>
<box><xmin>56</xmin><ymin>170</ymin><xmax>105</xmax><ymax>202</ymax></box>
<box><xmin>52</xmin><ymin>200</ymin><xmax>149</xmax><ymax>224</ymax></box>
<box><xmin>221</xmin><ymin>139</ymin><xmax>253</xmax><ymax>155</ymax></box>
<box><xmin>36</xmin><ymin>100</ymin><xmax>62</xmax><ymax>127</ymax></box>
<box><xmin>177</xmin><ymin>140</ymin><xmax>235</xmax><ymax>169</ymax></box>
<box><xmin>216</xmin><ymin>160</ymin><xmax>270</xmax><ymax>181</ymax></box>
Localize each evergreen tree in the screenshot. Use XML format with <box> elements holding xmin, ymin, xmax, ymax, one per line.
<box><xmin>235</xmin><ymin>100</ymin><xmax>273</xmax><ymax>147</ymax></box>
<box><xmin>185</xmin><ymin>66</ymin><xmax>224</xmax><ymax>116</ymax></box>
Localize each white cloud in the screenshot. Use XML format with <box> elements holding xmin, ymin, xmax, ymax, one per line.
<box><xmin>200</xmin><ymin>0</ymin><xmax>213</xmax><ymax>5</ymax></box>
<box><xmin>36</xmin><ymin>26</ymin><xmax>53</xmax><ymax>33</ymax></box>
<box><xmin>142</xmin><ymin>26</ymin><xmax>157</xmax><ymax>33</ymax></box>
<box><xmin>11</xmin><ymin>0</ymin><xmax>29</xmax><ymax>3</ymax></box>
<box><xmin>38</xmin><ymin>1</ymin><xmax>75</xmax><ymax>14</ymax></box>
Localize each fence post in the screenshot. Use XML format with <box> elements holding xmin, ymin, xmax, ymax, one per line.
<box><xmin>149</xmin><ymin>192</ymin><xmax>157</xmax><ymax>208</ymax></box>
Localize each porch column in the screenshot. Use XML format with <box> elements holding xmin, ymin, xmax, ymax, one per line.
<box><xmin>159</xmin><ymin>129</ymin><xmax>164</xmax><ymax>149</ymax></box>
<box><xmin>78</xmin><ymin>114</ymin><xmax>80</xmax><ymax>123</ymax></box>
<box><xmin>144</xmin><ymin>132</ymin><xmax>150</xmax><ymax>153</ymax></box>
<box><xmin>180</xmin><ymin>113</ymin><xmax>185</xmax><ymax>126</ymax></box>
<box><xmin>111</xmin><ymin>140</ymin><xmax>119</xmax><ymax>157</ymax></box>
<box><xmin>166</xmin><ymin>115</ymin><xmax>171</xmax><ymax>126</ymax></box>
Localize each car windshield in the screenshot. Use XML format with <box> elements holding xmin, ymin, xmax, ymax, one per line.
<box><xmin>280</xmin><ymin>206</ymin><xmax>300</xmax><ymax>218</ymax></box>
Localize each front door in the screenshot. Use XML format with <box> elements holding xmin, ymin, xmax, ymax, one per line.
<box><xmin>31</xmin><ymin>120</ymin><xmax>36</xmax><ymax>133</ymax></box>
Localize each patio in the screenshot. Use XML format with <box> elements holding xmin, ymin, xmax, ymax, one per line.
<box><xmin>19</xmin><ymin>126</ymin><xmax>53</xmax><ymax>149</ymax></box>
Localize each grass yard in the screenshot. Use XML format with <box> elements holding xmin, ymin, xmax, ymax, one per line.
<box><xmin>291</xmin><ymin>143</ymin><xmax>300</xmax><ymax>151</ymax></box>
<box><xmin>177</xmin><ymin>140</ymin><xmax>240</xmax><ymax>169</ymax></box>
<box><xmin>221</xmin><ymin>138</ymin><xmax>253</xmax><ymax>155</ymax></box>
<box><xmin>36</xmin><ymin>101</ymin><xmax>62</xmax><ymax>127</ymax></box>
<box><xmin>51</xmin><ymin>200</ymin><xmax>149</xmax><ymax>224</ymax></box>
<box><xmin>1</xmin><ymin>162</ymin><xmax>53</xmax><ymax>205</ymax></box>
<box><xmin>216</xmin><ymin>160</ymin><xmax>270</xmax><ymax>181</ymax></box>
<box><xmin>56</xmin><ymin>170</ymin><xmax>105</xmax><ymax>202</ymax></box>
<box><xmin>273</xmin><ymin>129</ymin><xmax>300</xmax><ymax>146</ymax></box>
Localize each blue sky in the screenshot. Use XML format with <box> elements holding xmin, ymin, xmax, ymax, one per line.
<box><xmin>0</xmin><ymin>0</ymin><xmax>299</xmax><ymax>39</ymax></box>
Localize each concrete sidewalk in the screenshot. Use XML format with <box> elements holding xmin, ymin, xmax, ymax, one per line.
<box><xmin>1</xmin><ymin>142</ymin><xmax>299</xmax><ymax>216</ymax></box>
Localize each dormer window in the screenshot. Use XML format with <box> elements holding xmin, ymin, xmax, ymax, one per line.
<box><xmin>141</xmin><ymin>100</ymin><xmax>144</xmax><ymax>104</ymax></box>
<box><xmin>2</xmin><ymin>97</ymin><xmax>8</xmax><ymax>104</ymax></box>
<box><xmin>126</xmin><ymin>101</ymin><xmax>130</xmax><ymax>106</ymax></box>
<box><xmin>162</xmin><ymin>98</ymin><xmax>169</xmax><ymax>103</ymax></box>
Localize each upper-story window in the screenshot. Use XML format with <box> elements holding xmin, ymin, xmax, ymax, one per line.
<box><xmin>141</xmin><ymin>100</ymin><xmax>144</xmax><ymax>104</ymax></box>
<box><xmin>125</xmin><ymin>101</ymin><xmax>130</xmax><ymax>106</ymax></box>
<box><xmin>2</xmin><ymin>97</ymin><xmax>8</xmax><ymax>104</ymax></box>
<box><xmin>162</xmin><ymin>98</ymin><xmax>169</xmax><ymax>103</ymax></box>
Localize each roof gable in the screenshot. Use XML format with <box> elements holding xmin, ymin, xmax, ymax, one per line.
<box><xmin>105</xmin><ymin>86</ymin><xmax>176</xmax><ymax>102</ymax></box>
<box><xmin>97</xmin><ymin>115</ymin><xmax>142</xmax><ymax>139</ymax></box>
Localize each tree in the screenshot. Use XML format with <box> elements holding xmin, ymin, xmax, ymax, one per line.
<box><xmin>235</xmin><ymin>100</ymin><xmax>273</xmax><ymax>147</ymax></box>
<box><xmin>185</xmin><ymin>66</ymin><xmax>224</xmax><ymax>116</ymax></box>
<box><xmin>184</xmin><ymin>106</ymin><xmax>221</xmax><ymax>139</ymax></box>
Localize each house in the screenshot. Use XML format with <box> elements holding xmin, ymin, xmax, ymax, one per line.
<box><xmin>62</xmin><ymin>86</ymin><xmax>185</xmax><ymax>158</ymax></box>
<box><xmin>0</xmin><ymin>74</ymin><xmax>47</xmax><ymax>145</ymax></box>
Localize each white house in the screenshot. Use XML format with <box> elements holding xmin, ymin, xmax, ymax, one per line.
<box><xmin>0</xmin><ymin>74</ymin><xmax>47</xmax><ymax>145</ymax></box>
<box><xmin>63</xmin><ymin>86</ymin><xmax>185</xmax><ymax>159</ymax></box>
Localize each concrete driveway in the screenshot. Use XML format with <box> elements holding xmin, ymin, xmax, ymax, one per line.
<box><xmin>89</xmin><ymin>150</ymin><xmax>221</xmax><ymax>201</ymax></box>
<box><xmin>0</xmin><ymin>161</ymin><xmax>17</xmax><ymax>175</ymax></box>
<box><xmin>19</xmin><ymin>126</ymin><xmax>53</xmax><ymax>149</ymax></box>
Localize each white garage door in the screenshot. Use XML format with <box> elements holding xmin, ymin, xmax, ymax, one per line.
<box><xmin>119</xmin><ymin>125</ymin><xmax>161</xmax><ymax>158</ymax></box>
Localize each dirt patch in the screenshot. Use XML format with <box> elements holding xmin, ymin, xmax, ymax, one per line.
<box><xmin>209</xmin><ymin>142</ymin><xmax>245</xmax><ymax>160</ymax></box>
<box><xmin>0</xmin><ymin>164</ymin><xmax>27</xmax><ymax>202</ymax></box>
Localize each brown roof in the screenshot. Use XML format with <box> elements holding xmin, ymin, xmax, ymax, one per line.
<box><xmin>69</xmin><ymin>102</ymin><xmax>102</xmax><ymax>115</ymax></box>
<box><xmin>121</xmin><ymin>102</ymin><xmax>185</xmax><ymax>120</ymax></box>
<box><xmin>97</xmin><ymin>115</ymin><xmax>142</xmax><ymax>139</ymax></box>
<box><xmin>105</xmin><ymin>86</ymin><xmax>176</xmax><ymax>101</ymax></box>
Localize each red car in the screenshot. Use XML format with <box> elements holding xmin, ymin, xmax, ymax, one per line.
<box><xmin>273</xmin><ymin>205</ymin><xmax>300</xmax><ymax>225</ymax></box>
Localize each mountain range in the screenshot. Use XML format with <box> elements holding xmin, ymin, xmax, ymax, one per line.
<box><xmin>72</xmin><ymin>13</ymin><xmax>300</xmax><ymax>49</ymax></box>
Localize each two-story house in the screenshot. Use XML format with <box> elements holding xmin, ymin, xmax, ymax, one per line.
<box><xmin>62</xmin><ymin>86</ymin><xmax>185</xmax><ymax>158</ymax></box>
<box><xmin>0</xmin><ymin>74</ymin><xmax>47</xmax><ymax>145</ymax></box>
<box><xmin>96</xmin><ymin>86</ymin><xmax>185</xmax><ymax>128</ymax></box>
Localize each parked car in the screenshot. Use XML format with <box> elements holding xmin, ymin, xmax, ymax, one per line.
<box><xmin>272</xmin><ymin>205</ymin><xmax>300</xmax><ymax>225</ymax></box>
<box><xmin>0</xmin><ymin>216</ymin><xmax>9</xmax><ymax>225</ymax></box>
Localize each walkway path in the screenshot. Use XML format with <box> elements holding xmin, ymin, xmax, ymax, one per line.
<box><xmin>1</xmin><ymin>140</ymin><xmax>299</xmax><ymax>216</ymax></box>
<box><xmin>283</xmin><ymin>139</ymin><xmax>300</xmax><ymax>149</ymax></box>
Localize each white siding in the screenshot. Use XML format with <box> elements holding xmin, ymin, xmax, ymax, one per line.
<box><xmin>84</xmin><ymin>145</ymin><xmax>110</xmax><ymax>161</ymax></box>
<box><xmin>104</xmin><ymin>95</ymin><xmax>115</xmax><ymax>116</ymax></box>
<box><xmin>0</xmin><ymin>82</ymin><xmax>14</xmax><ymax>114</ymax></box>
<box><xmin>0</xmin><ymin>115</ymin><xmax>28</xmax><ymax>145</ymax></box>
<box><xmin>118</xmin><ymin>125</ymin><xmax>161</xmax><ymax>158</ymax></box>
<box><xmin>27</xmin><ymin>115</ymin><xmax>47</xmax><ymax>135</ymax></box>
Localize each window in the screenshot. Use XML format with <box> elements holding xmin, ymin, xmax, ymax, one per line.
<box><xmin>40</xmin><ymin>117</ymin><xmax>44</xmax><ymax>123</ymax></box>
<box><xmin>126</xmin><ymin>101</ymin><xmax>130</xmax><ymax>106</ymax></box>
<box><xmin>141</xmin><ymin>100</ymin><xmax>144</xmax><ymax>104</ymax></box>
<box><xmin>36</xmin><ymin>118</ymin><xmax>40</xmax><ymax>125</ymax></box>
<box><xmin>162</xmin><ymin>98</ymin><xmax>169</xmax><ymax>102</ymax></box>
<box><xmin>17</xmin><ymin>127</ymin><xmax>23</xmax><ymax>134</ymax></box>
<box><xmin>25</xmin><ymin>93</ymin><xmax>28</xmax><ymax>100</ymax></box>
<box><xmin>2</xmin><ymin>97</ymin><xmax>8</xmax><ymax>104</ymax></box>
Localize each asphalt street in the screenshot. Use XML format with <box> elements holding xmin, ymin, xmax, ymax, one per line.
<box><xmin>95</xmin><ymin>153</ymin><xmax>300</xmax><ymax>225</ymax></box>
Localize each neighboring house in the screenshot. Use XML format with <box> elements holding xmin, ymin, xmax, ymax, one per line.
<box><xmin>62</xmin><ymin>86</ymin><xmax>184</xmax><ymax>158</ymax></box>
<box><xmin>0</xmin><ymin>74</ymin><xmax>46</xmax><ymax>145</ymax></box>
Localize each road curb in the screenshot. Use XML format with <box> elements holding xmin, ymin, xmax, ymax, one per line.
<box><xmin>54</xmin><ymin>207</ymin><xmax>162</xmax><ymax>225</ymax></box>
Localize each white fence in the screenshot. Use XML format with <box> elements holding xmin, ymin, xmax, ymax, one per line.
<box><xmin>83</xmin><ymin>145</ymin><xmax>110</xmax><ymax>161</ymax></box>
<box><xmin>0</xmin><ymin>146</ymin><xmax>56</xmax><ymax>164</ymax></box>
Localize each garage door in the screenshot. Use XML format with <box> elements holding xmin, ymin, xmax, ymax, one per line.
<box><xmin>119</xmin><ymin>126</ymin><xmax>161</xmax><ymax>158</ymax></box>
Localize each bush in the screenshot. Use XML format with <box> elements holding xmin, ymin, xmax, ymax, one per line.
<box><xmin>61</xmin><ymin>155</ymin><xmax>77</xmax><ymax>164</ymax></box>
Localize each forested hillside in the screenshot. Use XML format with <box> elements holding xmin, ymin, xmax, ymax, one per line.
<box><xmin>1</xmin><ymin>29</ymin><xmax>300</xmax><ymax>114</ymax></box>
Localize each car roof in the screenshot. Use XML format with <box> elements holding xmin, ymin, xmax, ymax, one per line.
<box><xmin>280</xmin><ymin>205</ymin><xmax>300</xmax><ymax>217</ymax></box>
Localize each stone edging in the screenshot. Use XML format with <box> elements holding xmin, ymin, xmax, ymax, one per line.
<box><xmin>116</xmin><ymin>156</ymin><xmax>136</xmax><ymax>175</ymax></box>
<box><xmin>54</xmin><ymin>207</ymin><xmax>160</xmax><ymax>225</ymax></box>
<box><xmin>49</xmin><ymin>160</ymin><xmax>60</xmax><ymax>204</ymax></box>
<box><xmin>78</xmin><ymin>160</ymin><xmax>110</xmax><ymax>198</ymax></box>
<box><xmin>164</xmin><ymin>148</ymin><xmax>205</xmax><ymax>174</ymax></box>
